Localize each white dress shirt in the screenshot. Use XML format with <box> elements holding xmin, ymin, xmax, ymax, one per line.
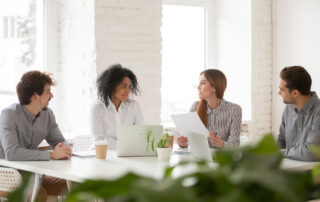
<box><xmin>90</xmin><ymin>98</ymin><xmax>144</xmax><ymax>140</ymax></box>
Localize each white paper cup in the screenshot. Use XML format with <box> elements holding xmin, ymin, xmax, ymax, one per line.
<box><xmin>95</xmin><ymin>140</ymin><xmax>108</xmax><ymax>160</ymax></box>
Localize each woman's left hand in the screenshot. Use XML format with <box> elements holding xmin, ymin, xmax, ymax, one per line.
<box><xmin>210</xmin><ymin>132</ymin><xmax>224</xmax><ymax>148</ymax></box>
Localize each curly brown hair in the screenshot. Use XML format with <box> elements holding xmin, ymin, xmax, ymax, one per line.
<box><xmin>16</xmin><ymin>71</ymin><xmax>56</xmax><ymax>105</ymax></box>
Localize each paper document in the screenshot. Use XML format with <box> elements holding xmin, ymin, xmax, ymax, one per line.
<box><xmin>171</xmin><ymin>112</ymin><xmax>210</xmax><ymax>136</ymax></box>
<box><xmin>72</xmin><ymin>150</ymin><xmax>96</xmax><ymax>157</ymax></box>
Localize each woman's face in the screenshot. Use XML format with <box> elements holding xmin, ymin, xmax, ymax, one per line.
<box><xmin>197</xmin><ymin>74</ymin><xmax>216</xmax><ymax>100</ymax></box>
<box><xmin>112</xmin><ymin>77</ymin><xmax>131</xmax><ymax>102</ymax></box>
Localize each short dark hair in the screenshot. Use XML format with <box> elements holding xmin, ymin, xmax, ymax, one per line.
<box><xmin>16</xmin><ymin>71</ymin><xmax>56</xmax><ymax>105</ymax></box>
<box><xmin>280</xmin><ymin>66</ymin><xmax>312</xmax><ymax>95</ymax></box>
<box><xmin>97</xmin><ymin>64</ymin><xmax>139</xmax><ymax>107</ymax></box>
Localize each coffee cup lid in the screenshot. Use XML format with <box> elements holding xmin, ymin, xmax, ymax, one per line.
<box><xmin>95</xmin><ymin>140</ymin><xmax>108</xmax><ymax>145</ymax></box>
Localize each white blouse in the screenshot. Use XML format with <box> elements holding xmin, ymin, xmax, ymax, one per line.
<box><xmin>90</xmin><ymin>98</ymin><xmax>144</xmax><ymax>140</ymax></box>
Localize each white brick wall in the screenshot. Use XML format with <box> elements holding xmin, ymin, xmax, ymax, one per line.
<box><xmin>251</xmin><ymin>0</ymin><xmax>273</xmax><ymax>139</ymax></box>
<box><xmin>95</xmin><ymin>0</ymin><xmax>162</xmax><ymax>124</ymax></box>
<box><xmin>52</xmin><ymin>0</ymin><xmax>96</xmax><ymax>134</ymax></box>
<box><xmin>51</xmin><ymin>0</ymin><xmax>275</xmax><ymax>138</ymax></box>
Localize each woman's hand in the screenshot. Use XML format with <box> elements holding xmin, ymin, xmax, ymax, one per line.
<box><xmin>177</xmin><ymin>136</ymin><xmax>188</xmax><ymax>148</ymax></box>
<box><xmin>210</xmin><ymin>132</ymin><xmax>224</xmax><ymax>148</ymax></box>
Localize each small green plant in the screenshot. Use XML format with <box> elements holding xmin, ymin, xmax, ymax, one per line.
<box><xmin>146</xmin><ymin>131</ymin><xmax>171</xmax><ymax>152</ymax></box>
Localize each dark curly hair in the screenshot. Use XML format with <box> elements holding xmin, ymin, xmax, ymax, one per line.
<box><xmin>97</xmin><ymin>64</ymin><xmax>140</xmax><ymax>107</ymax></box>
<box><xmin>16</xmin><ymin>71</ymin><xmax>56</xmax><ymax>105</ymax></box>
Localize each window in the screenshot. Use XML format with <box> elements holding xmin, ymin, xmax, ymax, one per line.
<box><xmin>0</xmin><ymin>0</ymin><xmax>44</xmax><ymax>110</ymax></box>
<box><xmin>161</xmin><ymin>0</ymin><xmax>252</xmax><ymax>126</ymax></box>
<box><xmin>161</xmin><ymin>2</ymin><xmax>206</xmax><ymax>127</ymax></box>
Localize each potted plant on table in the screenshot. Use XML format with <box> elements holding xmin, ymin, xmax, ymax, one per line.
<box><xmin>146</xmin><ymin>132</ymin><xmax>172</xmax><ymax>162</ymax></box>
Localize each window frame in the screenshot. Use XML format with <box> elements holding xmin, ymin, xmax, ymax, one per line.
<box><xmin>161</xmin><ymin>0</ymin><xmax>214</xmax><ymax>126</ymax></box>
<box><xmin>163</xmin><ymin>0</ymin><xmax>215</xmax><ymax>69</ymax></box>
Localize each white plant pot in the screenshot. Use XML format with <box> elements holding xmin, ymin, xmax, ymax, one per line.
<box><xmin>156</xmin><ymin>147</ymin><xmax>171</xmax><ymax>162</ymax></box>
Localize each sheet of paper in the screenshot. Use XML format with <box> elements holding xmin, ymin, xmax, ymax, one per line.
<box><xmin>72</xmin><ymin>150</ymin><xmax>96</xmax><ymax>157</ymax></box>
<box><xmin>171</xmin><ymin>112</ymin><xmax>210</xmax><ymax>137</ymax></box>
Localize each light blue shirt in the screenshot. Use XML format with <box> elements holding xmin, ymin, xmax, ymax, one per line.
<box><xmin>277</xmin><ymin>92</ymin><xmax>320</xmax><ymax>161</ymax></box>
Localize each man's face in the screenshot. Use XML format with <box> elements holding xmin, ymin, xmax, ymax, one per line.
<box><xmin>278</xmin><ymin>80</ymin><xmax>295</xmax><ymax>104</ymax></box>
<box><xmin>35</xmin><ymin>84</ymin><xmax>53</xmax><ymax>110</ymax></box>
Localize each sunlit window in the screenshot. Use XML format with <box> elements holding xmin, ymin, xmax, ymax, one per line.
<box><xmin>161</xmin><ymin>1</ymin><xmax>252</xmax><ymax>125</ymax></box>
<box><xmin>0</xmin><ymin>0</ymin><xmax>44</xmax><ymax>110</ymax></box>
<box><xmin>161</xmin><ymin>4</ymin><xmax>206</xmax><ymax>127</ymax></box>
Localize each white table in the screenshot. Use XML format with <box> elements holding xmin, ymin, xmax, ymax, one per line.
<box><xmin>1</xmin><ymin>149</ymin><xmax>320</xmax><ymax>202</ymax></box>
<box><xmin>281</xmin><ymin>158</ymin><xmax>320</xmax><ymax>171</ymax></box>
<box><xmin>0</xmin><ymin>150</ymin><xmax>168</xmax><ymax>182</ymax></box>
<box><xmin>1</xmin><ymin>150</ymin><xmax>320</xmax><ymax>182</ymax></box>
<box><xmin>0</xmin><ymin>150</ymin><xmax>169</xmax><ymax>202</ymax></box>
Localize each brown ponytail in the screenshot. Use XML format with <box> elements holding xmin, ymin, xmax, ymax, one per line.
<box><xmin>197</xmin><ymin>99</ymin><xmax>208</xmax><ymax>127</ymax></box>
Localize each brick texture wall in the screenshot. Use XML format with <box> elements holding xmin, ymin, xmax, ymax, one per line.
<box><xmin>95</xmin><ymin>0</ymin><xmax>162</xmax><ymax>124</ymax></box>
<box><xmin>251</xmin><ymin>0</ymin><xmax>273</xmax><ymax>139</ymax></box>
<box><xmin>53</xmin><ymin>0</ymin><xmax>96</xmax><ymax>134</ymax></box>
<box><xmin>52</xmin><ymin>0</ymin><xmax>274</xmax><ymax>138</ymax></box>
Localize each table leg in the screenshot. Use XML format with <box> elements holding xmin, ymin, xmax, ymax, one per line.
<box><xmin>30</xmin><ymin>173</ymin><xmax>40</xmax><ymax>202</ymax></box>
<box><xmin>66</xmin><ymin>180</ymin><xmax>72</xmax><ymax>191</ymax></box>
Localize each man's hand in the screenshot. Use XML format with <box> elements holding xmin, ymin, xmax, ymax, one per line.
<box><xmin>210</xmin><ymin>132</ymin><xmax>224</xmax><ymax>148</ymax></box>
<box><xmin>50</xmin><ymin>142</ymin><xmax>72</xmax><ymax>160</ymax></box>
<box><xmin>177</xmin><ymin>136</ymin><xmax>188</xmax><ymax>148</ymax></box>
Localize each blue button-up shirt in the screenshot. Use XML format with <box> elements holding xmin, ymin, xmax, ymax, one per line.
<box><xmin>277</xmin><ymin>92</ymin><xmax>320</xmax><ymax>161</ymax></box>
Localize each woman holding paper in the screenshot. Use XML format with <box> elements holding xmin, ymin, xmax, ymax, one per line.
<box><xmin>177</xmin><ymin>69</ymin><xmax>242</xmax><ymax>148</ymax></box>
<box><xmin>90</xmin><ymin>64</ymin><xmax>144</xmax><ymax>141</ymax></box>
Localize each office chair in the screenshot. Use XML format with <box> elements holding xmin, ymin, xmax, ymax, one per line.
<box><xmin>0</xmin><ymin>167</ymin><xmax>22</xmax><ymax>201</ymax></box>
<box><xmin>73</xmin><ymin>135</ymin><xmax>94</xmax><ymax>152</ymax></box>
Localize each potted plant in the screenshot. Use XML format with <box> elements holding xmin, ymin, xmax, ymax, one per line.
<box><xmin>146</xmin><ymin>131</ymin><xmax>172</xmax><ymax>162</ymax></box>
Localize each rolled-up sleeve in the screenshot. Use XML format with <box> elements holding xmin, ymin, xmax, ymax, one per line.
<box><xmin>281</xmin><ymin>111</ymin><xmax>320</xmax><ymax>161</ymax></box>
<box><xmin>45</xmin><ymin>109</ymin><xmax>67</xmax><ymax>148</ymax></box>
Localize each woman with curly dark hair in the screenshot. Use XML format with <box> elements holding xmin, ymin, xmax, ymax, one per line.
<box><xmin>90</xmin><ymin>64</ymin><xmax>144</xmax><ymax>141</ymax></box>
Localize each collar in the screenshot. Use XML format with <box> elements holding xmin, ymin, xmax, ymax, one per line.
<box><xmin>106</xmin><ymin>98</ymin><xmax>129</xmax><ymax>111</ymax></box>
<box><xmin>298</xmin><ymin>92</ymin><xmax>318</xmax><ymax>114</ymax></box>
<box><xmin>21</xmin><ymin>105</ymin><xmax>37</xmax><ymax>122</ymax></box>
<box><xmin>207</xmin><ymin>99</ymin><xmax>225</xmax><ymax>115</ymax></box>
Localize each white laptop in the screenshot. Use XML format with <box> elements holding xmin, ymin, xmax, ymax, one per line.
<box><xmin>186</xmin><ymin>132</ymin><xmax>213</xmax><ymax>162</ymax></box>
<box><xmin>117</xmin><ymin>125</ymin><xmax>163</xmax><ymax>157</ymax></box>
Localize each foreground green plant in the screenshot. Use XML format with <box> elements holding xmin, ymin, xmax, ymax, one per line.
<box><xmin>9</xmin><ymin>134</ymin><xmax>318</xmax><ymax>202</ymax></box>
<box><xmin>64</xmin><ymin>135</ymin><xmax>314</xmax><ymax>202</ymax></box>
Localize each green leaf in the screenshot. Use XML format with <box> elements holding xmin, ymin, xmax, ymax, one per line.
<box><xmin>310</xmin><ymin>145</ymin><xmax>320</xmax><ymax>157</ymax></box>
<box><xmin>66</xmin><ymin>172</ymin><xmax>152</xmax><ymax>202</ymax></box>
<box><xmin>151</xmin><ymin>138</ymin><xmax>155</xmax><ymax>152</ymax></box>
<box><xmin>250</xmin><ymin>134</ymin><xmax>280</xmax><ymax>155</ymax></box>
<box><xmin>312</xmin><ymin>165</ymin><xmax>320</xmax><ymax>183</ymax></box>
<box><xmin>164</xmin><ymin>166</ymin><xmax>175</xmax><ymax>179</ymax></box>
<box><xmin>147</xmin><ymin>131</ymin><xmax>152</xmax><ymax>144</ymax></box>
